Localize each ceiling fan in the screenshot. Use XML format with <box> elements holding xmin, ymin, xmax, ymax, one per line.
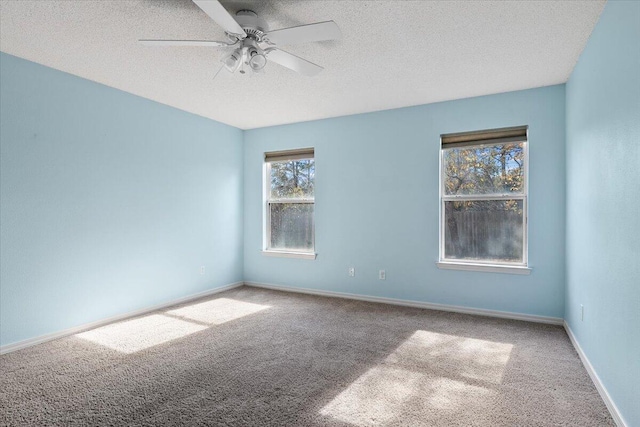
<box><xmin>140</xmin><ymin>0</ymin><xmax>341</xmax><ymax>77</ymax></box>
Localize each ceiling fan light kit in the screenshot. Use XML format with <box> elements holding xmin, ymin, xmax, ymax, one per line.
<box><xmin>248</xmin><ymin>51</ymin><xmax>267</xmax><ymax>72</ymax></box>
<box><xmin>223</xmin><ymin>47</ymin><xmax>243</xmax><ymax>73</ymax></box>
<box><xmin>140</xmin><ymin>0</ymin><xmax>341</xmax><ymax>78</ymax></box>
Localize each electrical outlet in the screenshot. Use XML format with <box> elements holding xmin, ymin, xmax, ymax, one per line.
<box><xmin>200</xmin><ymin>266</ymin><xmax>205</xmax><ymax>275</ymax></box>
<box><xmin>379</xmin><ymin>270</ymin><xmax>386</xmax><ymax>280</ymax></box>
<box><xmin>581</xmin><ymin>304</ymin><xmax>584</xmax><ymax>321</ymax></box>
<box><xmin>348</xmin><ymin>267</ymin><xmax>355</xmax><ymax>277</ymax></box>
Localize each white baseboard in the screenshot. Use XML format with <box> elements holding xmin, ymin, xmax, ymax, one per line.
<box><xmin>244</xmin><ymin>281</ymin><xmax>564</xmax><ymax>325</ymax></box>
<box><xmin>563</xmin><ymin>322</ymin><xmax>627</xmax><ymax>427</ymax></box>
<box><xmin>0</xmin><ymin>281</ymin><xmax>243</xmax><ymax>355</ymax></box>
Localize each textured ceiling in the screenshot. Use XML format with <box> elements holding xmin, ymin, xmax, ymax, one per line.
<box><xmin>0</xmin><ymin>0</ymin><xmax>605</xmax><ymax>129</ymax></box>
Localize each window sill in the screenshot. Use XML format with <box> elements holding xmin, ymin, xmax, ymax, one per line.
<box><xmin>262</xmin><ymin>250</ymin><xmax>317</xmax><ymax>260</ymax></box>
<box><xmin>436</xmin><ymin>261</ymin><xmax>531</xmax><ymax>275</ymax></box>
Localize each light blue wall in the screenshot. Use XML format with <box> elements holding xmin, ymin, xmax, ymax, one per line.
<box><xmin>0</xmin><ymin>53</ymin><xmax>244</xmax><ymax>347</ymax></box>
<box><xmin>565</xmin><ymin>1</ymin><xmax>640</xmax><ymax>425</ymax></box>
<box><xmin>244</xmin><ymin>85</ymin><xmax>566</xmax><ymax>318</ymax></box>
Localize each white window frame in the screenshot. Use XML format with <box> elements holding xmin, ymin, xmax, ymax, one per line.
<box><xmin>262</xmin><ymin>149</ymin><xmax>316</xmax><ymax>260</ymax></box>
<box><xmin>437</xmin><ymin>126</ymin><xmax>531</xmax><ymax>274</ymax></box>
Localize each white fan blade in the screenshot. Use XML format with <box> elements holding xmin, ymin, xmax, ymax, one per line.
<box><xmin>266</xmin><ymin>49</ymin><xmax>324</xmax><ymax>76</ymax></box>
<box><xmin>193</xmin><ymin>0</ymin><xmax>246</xmax><ymax>38</ymax></box>
<box><xmin>264</xmin><ymin>21</ymin><xmax>341</xmax><ymax>46</ymax></box>
<box><xmin>139</xmin><ymin>39</ymin><xmax>232</xmax><ymax>47</ymax></box>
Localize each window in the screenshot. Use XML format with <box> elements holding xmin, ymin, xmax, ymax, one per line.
<box><xmin>264</xmin><ymin>148</ymin><xmax>315</xmax><ymax>259</ymax></box>
<box><xmin>439</xmin><ymin>126</ymin><xmax>529</xmax><ymax>273</ymax></box>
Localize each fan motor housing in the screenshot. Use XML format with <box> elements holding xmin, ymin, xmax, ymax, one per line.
<box><xmin>235</xmin><ymin>10</ymin><xmax>267</xmax><ymax>41</ymax></box>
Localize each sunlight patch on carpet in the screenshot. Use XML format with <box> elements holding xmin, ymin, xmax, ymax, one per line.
<box><xmin>75</xmin><ymin>314</ymin><xmax>206</xmax><ymax>354</ymax></box>
<box><xmin>321</xmin><ymin>366</ymin><xmax>429</xmax><ymax>425</ymax></box>
<box><xmin>386</xmin><ymin>330</ymin><xmax>513</xmax><ymax>384</ymax></box>
<box><xmin>166</xmin><ymin>298</ymin><xmax>270</xmax><ymax>325</ymax></box>
<box><xmin>320</xmin><ymin>330</ymin><xmax>512</xmax><ymax>425</ymax></box>
<box><xmin>320</xmin><ymin>366</ymin><xmax>495</xmax><ymax>425</ymax></box>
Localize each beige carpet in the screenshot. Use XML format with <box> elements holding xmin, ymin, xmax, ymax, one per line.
<box><xmin>0</xmin><ymin>286</ymin><xmax>613</xmax><ymax>426</ymax></box>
